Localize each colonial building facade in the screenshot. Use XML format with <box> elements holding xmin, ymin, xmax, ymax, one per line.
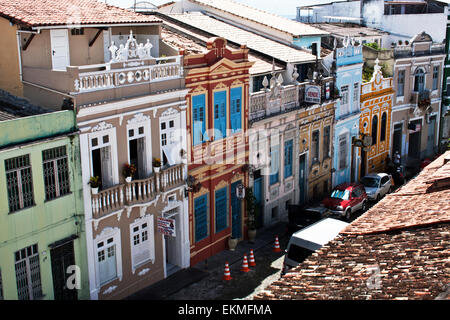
<box><xmin>0</xmin><ymin>91</ymin><xmax>89</xmax><ymax>300</ymax></box>
<box><xmin>360</xmin><ymin>60</ymin><xmax>395</xmax><ymax>177</ymax></box>
<box><xmin>330</xmin><ymin>40</ymin><xmax>363</xmax><ymax>186</ymax></box>
<box><xmin>0</xmin><ymin>0</ymin><xmax>191</xmax><ymax>300</ymax></box>
<box><xmin>182</xmin><ymin>38</ymin><xmax>253</xmax><ymax>266</ymax></box>
<box><xmin>391</xmin><ymin>32</ymin><xmax>446</xmax><ymax>167</ymax></box>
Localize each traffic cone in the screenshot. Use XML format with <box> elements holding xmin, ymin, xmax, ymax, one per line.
<box><xmin>273</xmin><ymin>236</ymin><xmax>281</xmax><ymax>252</ymax></box>
<box><xmin>240</xmin><ymin>255</ymin><xmax>250</xmax><ymax>272</ymax></box>
<box><xmin>249</xmin><ymin>249</ymin><xmax>256</xmax><ymax>267</ymax></box>
<box><xmin>223</xmin><ymin>262</ymin><xmax>232</xmax><ymax>281</ymax></box>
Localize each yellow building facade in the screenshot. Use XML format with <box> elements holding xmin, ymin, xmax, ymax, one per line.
<box><xmin>359</xmin><ymin>61</ymin><xmax>395</xmax><ymax>177</ymax></box>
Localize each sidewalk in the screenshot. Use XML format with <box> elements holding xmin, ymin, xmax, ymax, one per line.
<box><xmin>126</xmin><ymin>222</ymin><xmax>287</xmax><ymax>300</ymax></box>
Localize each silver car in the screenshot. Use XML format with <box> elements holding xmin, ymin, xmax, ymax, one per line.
<box><xmin>360</xmin><ymin>173</ymin><xmax>393</xmax><ymax>201</ymax></box>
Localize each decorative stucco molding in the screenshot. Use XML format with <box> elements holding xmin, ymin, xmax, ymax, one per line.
<box><xmin>92</xmin><ymin>121</ymin><xmax>114</xmax><ymax>132</ymax></box>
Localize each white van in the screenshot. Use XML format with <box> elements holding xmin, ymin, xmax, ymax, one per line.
<box><xmin>282</xmin><ymin>218</ymin><xmax>349</xmax><ymax>275</ymax></box>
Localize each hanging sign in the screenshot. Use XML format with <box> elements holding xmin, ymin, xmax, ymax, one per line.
<box><xmin>157</xmin><ymin>216</ymin><xmax>176</xmax><ymax>237</ymax></box>
<box><xmin>305</xmin><ymin>85</ymin><xmax>321</xmax><ymax>104</ymax></box>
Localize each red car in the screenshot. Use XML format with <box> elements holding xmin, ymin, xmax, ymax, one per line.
<box><xmin>322</xmin><ymin>183</ymin><xmax>368</xmax><ymax>221</ymax></box>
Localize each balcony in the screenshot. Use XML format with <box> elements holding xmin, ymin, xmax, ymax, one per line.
<box><xmin>361</xmin><ymin>78</ymin><xmax>393</xmax><ymax>95</ymax></box>
<box><xmin>249</xmin><ymin>77</ymin><xmax>335</xmax><ymax>122</ymax></box>
<box><xmin>394</xmin><ymin>44</ymin><xmax>445</xmax><ymax>59</ymax></box>
<box><xmin>71</xmin><ymin>56</ymin><xmax>183</xmax><ymax>93</ymax></box>
<box><xmin>410</xmin><ymin>89</ymin><xmax>431</xmax><ymax>106</ymax></box>
<box><xmin>91</xmin><ymin>163</ymin><xmax>185</xmax><ymax>219</ymax></box>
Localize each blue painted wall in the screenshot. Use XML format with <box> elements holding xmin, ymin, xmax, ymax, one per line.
<box><xmin>332</xmin><ymin>44</ymin><xmax>363</xmax><ymax>187</ymax></box>
<box><xmin>293</xmin><ymin>36</ymin><xmax>322</xmax><ymax>56</ymax></box>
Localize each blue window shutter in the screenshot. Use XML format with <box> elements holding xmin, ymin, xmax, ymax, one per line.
<box><xmin>215</xmin><ymin>187</ymin><xmax>228</xmax><ymax>233</ymax></box>
<box><xmin>230</xmin><ymin>87</ymin><xmax>242</xmax><ymax>133</ymax></box>
<box><xmin>270</xmin><ymin>145</ymin><xmax>279</xmax><ymax>185</ymax></box>
<box><xmin>284</xmin><ymin>140</ymin><xmax>293</xmax><ymax>178</ymax></box>
<box><xmin>192</xmin><ymin>94</ymin><xmax>206</xmax><ymax>146</ymax></box>
<box><xmin>213</xmin><ymin>91</ymin><xmax>227</xmax><ymax>139</ymax></box>
<box><xmin>194</xmin><ymin>194</ymin><xmax>208</xmax><ymax>242</ymax></box>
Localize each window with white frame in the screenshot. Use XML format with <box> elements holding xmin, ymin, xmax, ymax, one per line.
<box><xmin>128</xmin><ymin>124</ymin><xmax>148</xmax><ymax>179</ymax></box>
<box><xmin>14</xmin><ymin>244</ymin><xmax>43</xmax><ymax>300</ymax></box>
<box><xmin>397</xmin><ymin>70</ymin><xmax>405</xmax><ymax>97</ymax></box>
<box><xmin>414</xmin><ymin>68</ymin><xmax>425</xmax><ymax>93</ymax></box>
<box><xmin>90</xmin><ymin>132</ymin><xmax>114</xmax><ymax>189</ymax></box>
<box><xmin>338</xmin><ymin>134</ymin><xmax>348</xmax><ymax>170</ymax></box>
<box><xmin>130</xmin><ymin>216</ymin><xmax>155</xmax><ymax>270</ymax></box>
<box><xmin>5</xmin><ymin>154</ymin><xmax>34</xmax><ymax>213</ymax></box>
<box><xmin>160</xmin><ymin>115</ymin><xmax>181</xmax><ymax>167</ymax></box>
<box><xmin>340</xmin><ymin>85</ymin><xmax>349</xmax><ymax>115</ymax></box>
<box><xmin>432</xmin><ymin>65</ymin><xmax>439</xmax><ymax>91</ymax></box>
<box><xmin>97</xmin><ymin>237</ymin><xmax>118</xmax><ymax>286</ymax></box>
<box><xmin>42</xmin><ymin>146</ymin><xmax>70</xmax><ymax>201</ymax></box>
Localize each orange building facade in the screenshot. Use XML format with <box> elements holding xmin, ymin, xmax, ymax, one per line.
<box><xmin>359</xmin><ymin>60</ymin><xmax>395</xmax><ymax>177</ymax></box>
<box><xmin>183</xmin><ymin>38</ymin><xmax>254</xmax><ymax>266</ymax></box>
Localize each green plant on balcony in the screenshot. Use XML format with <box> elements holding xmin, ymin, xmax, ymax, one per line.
<box><xmin>153</xmin><ymin>157</ymin><xmax>161</xmax><ymax>167</ymax></box>
<box><xmin>89</xmin><ymin>176</ymin><xmax>101</xmax><ymax>188</ymax></box>
<box><xmin>418</xmin><ymin>97</ymin><xmax>431</xmax><ymax>108</ymax></box>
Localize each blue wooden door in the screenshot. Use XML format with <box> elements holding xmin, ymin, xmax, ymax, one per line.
<box><xmin>231</xmin><ymin>181</ymin><xmax>242</xmax><ymax>239</ymax></box>
<box><xmin>253</xmin><ymin>177</ymin><xmax>263</xmax><ymax>229</ymax></box>
<box><xmin>230</xmin><ymin>87</ymin><xmax>242</xmax><ymax>133</ymax></box>
<box><xmin>214</xmin><ymin>91</ymin><xmax>227</xmax><ymax>139</ymax></box>
<box><xmin>194</xmin><ymin>195</ymin><xmax>208</xmax><ymax>242</ymax></box>
<box><xmin>215</xmin><ymin>187</ymin><xmax>228</xmax><ymax>233</ymax></box>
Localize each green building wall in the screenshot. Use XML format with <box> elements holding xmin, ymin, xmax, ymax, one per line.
<box><xmin>0</xmin><ymin>110</ymin><xmax>89</xmax><ymax>300</ymax></box>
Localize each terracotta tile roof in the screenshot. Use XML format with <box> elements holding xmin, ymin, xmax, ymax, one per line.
<box><xmin>255</xmin><ymin>224</ymin><xmax>450</xmax><ymax>300</ymax></box>
<box><xmin>188</xmin><ymin>0</ymin><xmax>327</xmax><ymax>37</ymax></box>
<box><xmin>0</xmin><ymin>0</ymin><xmax>161</xmax><ymax>27</ymax></box>
<box><xmin>255</xmin><ymin>151</ymin><xmax>450</xmax><ymax>300</ymax></box>
<box><xmin>165</xmin><ymin>13</ymin><xmax>317</xmax><ymax>64</ymax></box>
<box><xmin>160</xmin><ymin>17</ymin><xmax>284</xmax><ymax>75</ymax></box>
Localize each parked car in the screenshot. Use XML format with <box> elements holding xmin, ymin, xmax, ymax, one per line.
<box><xmin>322</xmin><ymin>183</ymin><xmax>368</xmax><ymax>221</ymax></box>
<box><xmin>360</xmin><ymin>173</ymin><xmax>393</xmax><ymax>202</ymax></box>
<box><xmin>286</xmin><ymin>204</ymin><xmax>328</xmax><ymax>235</ymax></box>
<box><xmin>282</xmin><ymin>218</ymin><xmax>349</xmax><ymax>275</ymax></box>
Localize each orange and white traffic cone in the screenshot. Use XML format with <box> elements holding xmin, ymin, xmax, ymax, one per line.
<box><xmin>240</xmin><ymin>255</ymin><xmax>250</xmax><ymax>272</ymax></box>
<box><xmin>273</xmin><ymin>236</ymin><xmax>281</xmax><ymax>252</ymax></box>
<box><xmin>249</xmin><ymin>249</ymin><xmax>256</xmax><ymax>267</ymax></box>
<box><xmin>223</xmin><ymin>262</ymin><xmax>232</xmax><ymax>281</ymax></box>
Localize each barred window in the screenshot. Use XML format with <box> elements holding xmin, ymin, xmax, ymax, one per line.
<box><xmin>14</xmin><ymin>244</ymin><xmax>43</xmax><ymax>300</ymax></box>
<box><xmin>42</xmin><ymin>146</ymin><xmax>70</xmax><ymax>201</ymax></box>
<box><xmin>5</xmin><ymin>155</ymin><xmax>34</xmax><ymax>213</ymax></box>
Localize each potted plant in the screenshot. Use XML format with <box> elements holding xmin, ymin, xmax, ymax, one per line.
<box><xmin>89</xmin><ymin>176</ymin><xmax>101</xmax><ymax>194</ymax></box>
<box><xmin>123</xmin><ymin>163</ymin><xmax>136</xmax><ymax>182</ymax></box>
<box><xmin>153</xmin><ymin>157</ymin><xmax>161</xmax><ymax>173</ymax></box>
<box><xmin>245</xmin><ymin>188</ymin><xmax>258</xmax><ymax>243</ymax></box>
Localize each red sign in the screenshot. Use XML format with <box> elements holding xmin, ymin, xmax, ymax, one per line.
<box><xmin>305</xmin><ymin>85</ymin><xmax>321</xmax><ymax>104</ymax></box>
<box><xmin>157</xmin><ymin>217</ymin><xmax>176</xmax><ymax>237</ymax></box>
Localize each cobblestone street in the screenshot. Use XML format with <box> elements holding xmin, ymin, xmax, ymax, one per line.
<box><xmin>167</xmin><ymin>235</ymin><xmax>289</xmax><ymax>300</ymax></box>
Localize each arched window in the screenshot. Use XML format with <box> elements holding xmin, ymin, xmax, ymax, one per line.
<box><xmin>414</xmin><ymin>68</ymin><xmax>425</xmax><ymax>93</ymax></box>
<box><xmin>372</xmin><ymin>115</ymin><xmax>378</xmax><ymax>146</ymax></box>
<box><xmin>380</xmin><ymin>112</ymin><xmax>387</xmax><ymax>142</ymax></box>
